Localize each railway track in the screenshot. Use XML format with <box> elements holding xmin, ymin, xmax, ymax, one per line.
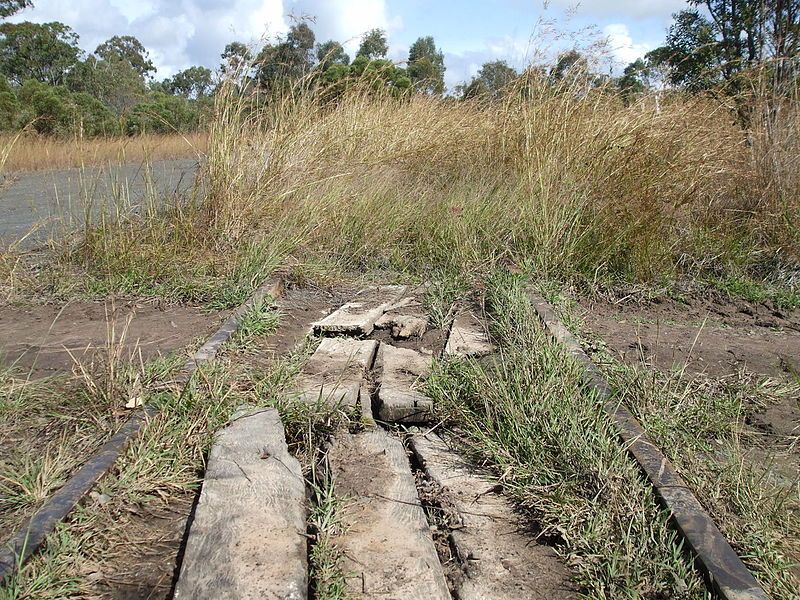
<box><xmin>1</xmin><ymin>280</ymin><xmax>770</xmax><ymax>598</ymax></box>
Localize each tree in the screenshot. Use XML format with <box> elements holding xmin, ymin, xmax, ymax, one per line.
<box><xmin>316</xmin><ymin>40</ymin><xmax>349</xmax><ymax>71</ymax></box>
<box><xmin>407</xmin><ymin>36</ymin><xmax>445</xmax><ymax>95</ymax></box>
<box><xmin>125</xmin><ymin>92</ymin><xmax>200</xmax><ymax>135</ymax></box>
<box><xmin>0</xmin><ymin>0</ymin><xmax>31</xmax><ymax>19</ymax></box>
<box><xmin>350</xmin><ymin>54</ymin><xmax>411</xmax><ymax>95</ymax></box>
<box><xmin>645</xmin><ymin>9</ymin><xmax>721</xmax><ymax>91</ymax></box>
<box><xmin>255</xmin><ymin>22</ymin><xmax>316</xmax><ymax>89</ymax></box>
<box><xmin>617</xmin><ymin>59</ymin><xmax>650</xmax><ymax>102</ymax></box>
<box><xmin>164</xmin><ymin>66</ymin><xmax>214</xmax><ymax>98</ymax></box>
<box><xmin>462</xmin><ymin>60</ymin><xmax>517</xmax><ymax>100</ymax></box>
<box><xmin>357</xmin><ymin>28</ymin><xmax>388</xmax><ymax>60</ymax></box>
<box><xmin>221</xmin><ymin>41</ymin><xmax>252</xmax><ymax>75</ymax></box>
<box><xmin>0</xmin><ymin>21</ymin><xmax>81</xmax><ymax>85</ymax></box>
<box><xmin>550</xmin><ymin>49</ymin><xmax>589</xmax><ymax>82</ymax></box>
<box><xmin>95</xmin><ymin>35</ymin><xmax>155</xmax><ymax>79</ymax></box>
<box><xmin>650</xmin><ymin>2</ymin><xmax>800</xmax><ymax>93</ymax></box>
<box><xmin>67</xmin><ymin>55</ymin><xmax>147</xmax><ymax>113</ymax></box>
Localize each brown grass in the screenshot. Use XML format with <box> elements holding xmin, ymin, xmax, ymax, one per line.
<box><xmin>0</xmin><ymin>132</ymin><xmax>208</xmax><ymax>173</ymax></box>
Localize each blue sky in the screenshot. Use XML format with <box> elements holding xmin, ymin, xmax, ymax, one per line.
<box><xmin>11</xmin><ymin>0</ymin><xmax>688</xmax><ymax>89</ymax></box>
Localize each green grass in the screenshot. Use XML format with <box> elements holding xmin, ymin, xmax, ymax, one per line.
<box><xmin>603</xmin><ymin>362</ymin><xmax>800</xmax><ymax>598</ymax></box>
<box><xmin>307</xmin><ymin>466</ymin><xmax>348</xmax><ymax>600</ymax></box>
<box><xmin>226</xmin><ymin>295</ymin><xmax>281</xmax><ymax>351</ymax></box>
<box><xmin>426</xmin><ymin>271</ymin><xmax>708</xmax><ymax>598</ymax></box>
<box><xmin>710</xmin><ymin>274</ymin><xmax>800</xmax><ymax>310</ymax></box>
<box><xmin>539</xmin><ymin>282</ymin><xmax>800</xmax><ymax>598</ymax></box>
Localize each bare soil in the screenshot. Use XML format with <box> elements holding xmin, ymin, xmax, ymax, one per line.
<box><xmin>579</xmin><ymin>294</ymin><xmax>800</xmax><ymax>379</ymax></box>
<box><xmin>580</xmin><ymin>291</ymin><xmax>800</xmax><ymax>502</ymax></box>
<box><xmin>0</xmin><ymin>299</ymin><xmax>224</xmax><ymax>377</ymax></box>
<box><xmin>88</xmin><ymin>495</ymin><xmax>195</xmax><ymax>600</ymax></box>
<box><xmin>86</xmin><ymin>285</ymin><xmax>340</xmax><ymax>599</ymax></box>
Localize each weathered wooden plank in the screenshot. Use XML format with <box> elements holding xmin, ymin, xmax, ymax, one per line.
<box><xmin>329</xmin><ymin>429</ymin><xmax>450</xmax><ymax>600</ymax></box>
<box><xmin>293</xmin><ymin>338</ymin><xmax>378</xmax><ymax>407</ymax></box>
<box><xmin>410</xmin><ymin>433</ymin><xmax>578</xmax><ymax>600</ymax></box>
<box><xmin>445</xmin><ymin>311</ymin><xmax>493</xmax><ymax>358</ymax></box>
<box><xmin>174</xmin><ymin>408</ymin><xmax>307</xmax><ymax>600</ymax></box>
<box><xmin>313</xmin><ymin>286</ymin><xmax>406</xmax><ymax>336</ymax></box>
<box><xmin>374</xmin><ymin>296</ymin><xmax>429</xmax><ymax>339</ymax></box>
<box><xmin>375</xmin><ymin>344</ymin><xmax>433</xmax><ymax>423</ymax></box>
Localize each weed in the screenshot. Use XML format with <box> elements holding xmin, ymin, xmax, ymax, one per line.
<box><xmin>225</xmin><ymin>296</ymin><xmax>281</xmax><ymax>352</ymax></box>
<box><xmin>427</xmin><ymin>272</ymin><xmax>708</xmax><ymax>598</ymax></box>
<box><xmin>0</xmin><ymin>132</ymin><xmax>206</xmax><ymax>174</ymax></box>
<box><xmin>307</xmin><ymin>462</ymin><xmax>348</xmax><ymax>600</ymax></box>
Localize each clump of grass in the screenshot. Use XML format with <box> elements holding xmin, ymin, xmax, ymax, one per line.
<box><xmin>604</xmin><ymin>363</ymin><xmax>800</xmax><ymax>598</ymax></box>
<box><xmin>198</xmin><ymin>73</ymin><xmax>800</xmax><ymax>289</ymax></box>
<box><xmin>427</xmin><ymin>272</ymin><xmax>707</xmax><ymax>597</ymax></box>
<box><xmin>307</xmin><ymin>465</ymin><xmax>348</xmax><ymax>600</ymax></box>
<box><xmin>226</xmin><ymin>295</ymin><xmax>281</xmax><ymax>351</ymax></box>
<box><xmin>12</xmin><ymin>59</ymin><xmax>795</xmax><ymax>306</ymax></box>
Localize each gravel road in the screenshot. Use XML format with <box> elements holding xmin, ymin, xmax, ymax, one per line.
<box><xmin>0</xmin><ymin>158</ymin><xmax>198</xmax><ymax>248</ymax></box>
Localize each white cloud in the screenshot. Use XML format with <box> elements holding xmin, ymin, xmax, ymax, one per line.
<box><xmin>290</xmin><ymin>0</ymin><xmax>393</xmax><ymax>55</ymax></box>
<box><xmin>550</xmin><ymin>0</ymin><xmax>685</xmax><ymax>23</ymax></box>
<box><xmin>603</xmin><ymin>23</ymin><xmax>652</xmax><ymax>66</ymax></box>
<box><xmin>10</xmin><ymin>0</ymin><xmax>291</xmax><ymax>77</ymax></box>
<box><xmin>10</xmin><ymin>0</ymin><xmax>399</xmax><ymax>77</ymax></box>
<box><xmin>443</xmin><ymin>35</ymin><xmax>532</xmax><ymax>91</ymax></box>
<box><xmin>8</xmin><ymin>0</ymin><xmax>667</xmax><ymax>82</ymax></box>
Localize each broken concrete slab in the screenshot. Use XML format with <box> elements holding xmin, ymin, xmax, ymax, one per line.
<box><xmin>376</xmin><ymin>344</ymin><xmax>433</xmax><ymax>423</ymax></box>
<box><xmin>293</xmin><ymin>338</ymin><xmax>378</xmax><ymax>407</ymax></box>
<box><xmin>313</xmin><ymin>285</ymin><xmax>407</xmax><ymax>336</ymax></box>
<box><xmin>174</xmin><ymin>408</ymin><xmax>307</xmax><ymax>600</ymax></box>
<box><xmin>329</xmin><ymin>429</ymin><xmax>450</xmax><ymax>600</ymax></box>
<box><xmin>410</xmin><ymin>433</ymin><xmax>578</xmax><ymax>600</ymax></box>
<box><xmin>445</xmin><ymin>311</ymin><xmax>493</xmax><ymax>358</ymax></box>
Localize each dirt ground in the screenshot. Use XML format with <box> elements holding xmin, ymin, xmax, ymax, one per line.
<box><xmin>89</xmin><ymin>285</ymin><xmax>343</xmax><ymax>600</ymax></box>
<box><xmin>0</xmin><ymin>299</ymin><xmax>225</xmax><ymax>378</ymax></box>
<box><xmin>579</xmin><ymin>292</ymin><xmax>800</xmax><ymax>475</ymax></box>
<box><xmin>579</xmin><ymin>294</ymin><xmax>800</xmax><ymax>379</ymax></box>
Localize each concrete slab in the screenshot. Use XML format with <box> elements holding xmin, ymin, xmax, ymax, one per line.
<box><xmin>313</xmin><ymin>286</ymin><xmax>407</xmax><ymax>336</ymax></box>
<box><xmin>376</xmin><ymin>345</ymin><xmax>433</xmax><ymax>423</ymax></box>
<box><xmin>329</xmin><ymin>429</ymin><xmax>450</xmax><ymax>600</ymax></box>
<box><xmin>174</xmin><ymin>409</ymin><xmax>307</xmax><ymax>600</ymax></box>
<box><xmin>293</xmin><ymin>338</ymin><xmax>378</xmax><ymax>407</ymax></box>
<box><xmin>445</xmin><ymin>312</ymin><xmax>493</xmax><ymax>358</ymax></box>
<box><xmin>410</xmin><ymin>433</ymin><xmax>578</xmax><ymax>600</ymax></box>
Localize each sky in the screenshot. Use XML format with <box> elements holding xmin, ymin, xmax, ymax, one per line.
<box><xmin>9</xmin><ymin>0</ymin><xmax>689</xmax><ymax>90</ymax></box>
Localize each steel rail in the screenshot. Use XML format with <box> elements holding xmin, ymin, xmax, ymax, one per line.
<box><xmin>0</xmin><ymin>278</ymin><xmax>284</xmax><ymax>581</ymax></box>
<box><xmin>526</xmin><ymin>289</ymin><xmax>768</xmax><ymax>600</ymax></box>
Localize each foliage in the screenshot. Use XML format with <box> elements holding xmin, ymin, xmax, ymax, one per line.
<box><xmin>645</xmin><ymin>9</ymin><xmax>721</xmax><ymax>91</ymax></box>
<box><xmin>125</xmin><ymin>92</ymin><xmax>201</xmax><ymax>135</ymax></box>
<box><xmin>255</xmin><ymin>23</ymin><xmax>316</xmax><ymax>90</ymax></box>
<box><xmin>67</xmin><ymin>55</ymin><xmax>147</xmax><ymax>113</ymax></box>
<box><xmin>95</xmin><ymin>35</ymin><xmax>155</xmax><ymax>80</ymax></box>
<box><xmin>316</xmin><ymin>40</ymin><xmax>349</xmax><ymax>71</ymax></box>
<box><xmin>356</xmin><ymin>28</ymin><xmax>388</xmax><ymax>60</ymax></box>
<box><xmin>0</xmin><ymin>21</ymin><xmax>81</xmax><ymax>86</ymax></box>
<box><xmin>221</xmin><ymin>41</ymin><xmax>252</xmax><ymax>76</ymax></box>
<box><xmin>164</xmin><ymin>66</ymin><xmax>214</xmax><ymax>99</ymax></box>
<box><xmin>407</xmin><ymin>36</ymin><xmax>445</xmax><ymax>95</ymax></box>
<box><xmin>0</xmin><ymin>0</ymin><xmax>30</xmax><ymax>19</ymax></box>
<box><xmin>462</xmin><ymin>60</ymin><xmax>517</xmax><ymax>100</ymax></box>
<box><xmin>644</xmin><ymin>1</ymin><xmax>800</xmax><ymax>95</ymax></box>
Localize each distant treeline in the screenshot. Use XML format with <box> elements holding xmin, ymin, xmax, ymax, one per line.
<box><xmin>0</xmin><ymin>0</ymin><xmax>797</xmax><ymax>137</ymax></box>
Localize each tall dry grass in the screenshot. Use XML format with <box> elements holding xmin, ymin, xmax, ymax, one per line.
<box><xmin>57</xmin><ymin>73</ymin><xmax>800</xmax><ymax>302</ymax></box>
<box><xmin>200</xmin><ymin>75</ymin><xmax>798</xmax><ymax>286</ymax></box>
<box><xmin>0</xmin><ymin>132</ymin><xmax>207</xmax><ymax>173</ymax></box>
